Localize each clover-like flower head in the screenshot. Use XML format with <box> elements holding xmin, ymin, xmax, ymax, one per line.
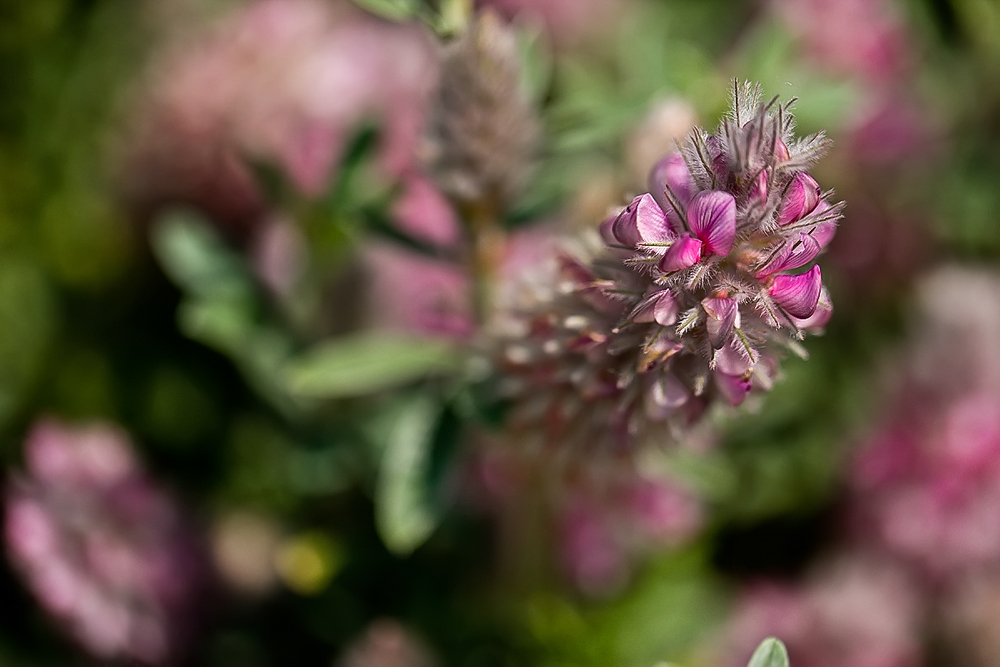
<box><xmin>497</xmin><ymin>83</ymin><xmax>842</xmax><ymax>458</ymax></box>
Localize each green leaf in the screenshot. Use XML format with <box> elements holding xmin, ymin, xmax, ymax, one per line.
<box><xmin>283</xmin><ymin>333</ymin><xmax>460</xmax><ymax>399</ymax></box>
<box><xmin>150</xmin><ymin>208</ymin><xmax>251</xmax><ymax>301</ymax></box>
<box><xmin>351</xmin><ymin>0</ymin><xmax>419</xmax><ymax>21</ymax></box>
<box><xmin>375</xmin><ymin>396</ymin><xmax>441</xmax><ymax>555</ymax></box>
<box><xmin>748</xmin><ymin>638</ymin><xmax>790</xmax><ymax>667</ymax></box>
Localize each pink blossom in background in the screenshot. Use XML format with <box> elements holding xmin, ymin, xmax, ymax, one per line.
<box><xmin>824</xmin><ymin>202</ymin><xmax>930</xmax><ymax>299</ymax></box>
<box><xmin>126</xmin><ymin>0</ymin><xmax>439</xmax><ymax>227</ymax></box>
<box><xmin>557</xmin><ymin>473</ymin><xmax>703</xmax><ymax>595</ymax></box>
<box><xmin>479</xmin><ymin>0</ymin><xmax>622</xmax><ymax>44</ymax></box>
<box><xmin>850</xmin><ymin>268</ymin><xmax>1000</xmax><ymax>581</ymax></box>
<box><xmin>391</xmin><ymin>174</ymin><xmax>462</xmax><ymax>248</ymax></box>
<box><xmin>5</xmin><ymin>419</ymin><xmax>205</xmax><ymax>664</ymax></box>
<box><xmin>845</xmin><ymin>94</ymin><xmax>937</xmax><ymax>166</ymax></box>
<box><xmin>558</xmin><ymin>499</ymin><xmax>630</xmax><ymax>596</ymax></box>
<box><xmin>338</xmin><ymin>618</ymin><xmax>436</xmax><ymax>667</ymax></box>
<box><xmin>623</xmin><ymin>477</ymin><xmax>703</xmax><ymax>546</ymax></box>
<box><xmin>723</xmin><ymin>555</ymin><xmax>924</xmax><ymax>667</ymax></box>
<box><xmin>361</xmin><ymin>243</ymin><xmax>473</xmax><ymax>340</ymax></box>
<box><xmin>250</xmin><ymin>214</ymin><xmax>308</xmax><ymax>297</ymax></box>
<box><xmin>771</xmin><ymin>0</ymin><xmax>912</xmax><ymax>82</ymax></box>
<box><xmin>772</xmin><ymin>0</ymin><xmax>940</xmax><ymax>169</ymax></box>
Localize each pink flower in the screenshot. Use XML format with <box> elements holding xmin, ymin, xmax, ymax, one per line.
<box><xmin>702</xmin><ymin>297</ymin><xmax>740</xmax><ymax>349</ymax></box>
<box><xmin>559</xmin><ymin>501</ymin><xmax>628</xmax><ymax>596</ymax></box>
<box><xmin>659</xmin><ymin>233</ymin><xmax>703</xmax><ymax>272</ymax></box>
<box><xmin>5</xmin><ymin>420</ymin><xmax>205</xmax><ymax>664</ymax></box>
<box><xmin>769</xmin><ymin>266</ymin><xmax>823</xmax><ymax>319</ymax></box>
<box><xmin>756</xmin><ymin>232</ymin><xmax>823</xmax><ymax>278</ymax></box>
<box><xmin>391</xmin><ymin>174</ymin><xmax>462</xmax><ymax>248</ymax></box>
<box><xmin>849</xmin><ymin>268</ymin><xmax>1000</xmax><ymax>579</ymax></box>
<box><xmin>721</xmin><ymin>555</ymin><xmax>924</xmax><ymax>667</ymax></box>
<box><xmin>132</xmin><ymin>0</ymin><xmax>439</xmax><ymax>207</ymax></box>
<box><xmin>612</xmin><ymin>193</ymin><xmax>672</xmax><ymax>247</ymax></box>
<box><xmin>776</xmin><ymin>173</ymin><xmax>822</xmax><ymax>227</ymax></box>
<box><xmin>771</xmin><ymin>0</ymin><xmax>911</xmax><ymax>82</ymax></box>
<box><xmin>688</xmin><ymin>190</ymin><xmax>737</xmax><ymax>256</ymax></box>
<box><xmin>630</xmin><ymin>289</ymin><xmax>679</xmax><ymax>327</ymax></box>
<box><xmin>362</xmin><ymin>243</ymin><xmax>473</xmax><ymax>340</ymax></box>
<box><xmin>649</xmin><ymin>152</ymin><xmax>696</xmax><ymax>227</ymax></box>
<box><xmin>495</xmin><ymin>84</ymin><xmax>840</xmax><ymax>462</ymax></box>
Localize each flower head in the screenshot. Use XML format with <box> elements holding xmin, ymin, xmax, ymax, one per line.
<box><xmin>5</xmin><ymin>420</ymin><xmax>205</xmax><ymax>664</ymax></box>
<box><xmin>495</xmin><ymin>82</ymin><xmax>841</xmax><ymax>457</ymax></box>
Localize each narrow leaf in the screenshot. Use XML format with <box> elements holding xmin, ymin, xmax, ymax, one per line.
<box><xmin>375</xmin><ymin>396</ymin><xmax>441</xmax><ymax>555</ymax></box>
<box><xmin>748</xmin><ymin>637</ymin><xmax>790</xmax><ymax>667</ymax></box>
<box><xmin>284</xmin><ymin>333</ymin><xmax>459</xmax><ymax>398</ymax></box>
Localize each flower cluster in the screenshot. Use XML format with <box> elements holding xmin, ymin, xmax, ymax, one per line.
<box><xmin>496</xmin><ymin>83</ymin><xmax>841</xmax><ymax>458</ymax></box>
<box><xmin>5</xmin><ymin>420</ymin><xmax>205</xmax><ymax>664</ymax></box>
<box><xmin>720</xmin><ymin>555</ymin><xmax>924</xmax><ymax>667</ymax></box>
<box><xmin>126</xmin><ymin>0</ymin><xmax>438</xmax><ymax>225</ymax></box>
<box><xmin>424</xmin><ymin>9</ymin><xmax>540</xmax><ymax>208</ymax></box>
<box><xmin>849</xmin><ymin>267</ymin><xmax>1000</xmax><ymax>580</ymax></box>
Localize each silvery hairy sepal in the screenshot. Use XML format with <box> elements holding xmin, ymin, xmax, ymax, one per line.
<box><xmin>497</xmin><ymin>82</ymin><xmax>841</xmax><ymax>457</ymax></box>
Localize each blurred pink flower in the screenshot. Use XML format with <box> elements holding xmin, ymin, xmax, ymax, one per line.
<box><xmin>127</xmin><ymin>0</ymin><xmax>439</xmax><ymax>224</ymax></box>
<box><xmin>5</xmin><ymin>419</ymin><xmax>205</xmax><ymax>664</ymax></box>
<box><xmin>559</xmin><ymin>499</ymin><xmax>630</xmax><ymax>596</ymax></box>
<box><xmin>338</xmin><ymin>618</ymin><xmax>436</xmax><ymax>667</ymax></box>
<box><xmin>361</xmin><ymin>243</ymin><xmax>473</xmax><ymax>340</ymax></box>
<box><xmin>845</xmin><ymin>93</ymin><xmax>939</xmax><ymax>166</ymax></box>
<box><xmin>250</xmin><ymin>214</ymin><xmax>308</xmax><ymax>297</ymax></box>
<box><xmin>772</xmin><ymin>0</ymin><xmax>911</xmax><ymax>82</ymax></box>
<box><xmin>557</xmin><ymin>473</ymin><xmax>702</xmax><ymax>596</ymax></box>
<box><xmin>478</xmin><ymin>0</ymin><xmax>622</xmax><ymax>44</ymax></box>
<box><xmin>723</xmin><ymin>555</ymin><xmax>924</xmax><ymax>667</ymax></box>
<box><xmin>391</xmin><ymin>174</ymin><xmax>462</xmax><ymax>248</ymax></box>
<box><xmin>850</xmin><ymin>268</ymin><xmax>1000</xmax><ymax>580</ymax></box>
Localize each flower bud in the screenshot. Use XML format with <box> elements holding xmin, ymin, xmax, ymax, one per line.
<box><xmin>612</xmin><ymin>193</ymin><xmax>671</xmax><ymax>248</ymax></box>
<box><xmin>631</xmin><ymin>289</ymin><xmax>679</xmax><ymax>326</ymax></box>
<box><xmin>777</xmin><ymin>173</ymin><xmax>822</xmax><ymax>226</ymax></box>
<box><xmin>756</xmin><ymin>232</ymin><xmax>822</xmax><ymax>278</ymax></box>
<box><xmin>658</xmin><ymin>233</ymin><xmax>703</xmax><ymax>272</ymax></box>
<box><xmin>649</xmin><ymin>153</ymin><xmax>694</xmax><ymax>226</ymax></box>
<box><xmin>702</xmin><ymin>297</ymin><xmax>740</xmax><ymax>349</ymax></box>
<box><xmin>769</xmin><ymin>265</ymin><xmax>823</xmax><ymax>319</ymax></box>
<box><xmin>750</xmin><ymin>170</ymin><xmax>768</xmax><ymax>206</ymax></box>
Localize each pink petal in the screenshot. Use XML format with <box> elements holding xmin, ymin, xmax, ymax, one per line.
<box><xmin>633</xmin><ymin>193</ymin><xmax>672</xmax><ymax>244</ymax></box>
<box><xmin>644</xmin><ymin>373</ymin><xmax>689</xmax><ymax>419</ymax></box>
<box><xmin>769</xmin><ymin>265</ymin><xmax>823</xmax><ymax>319</ymax></box>
<box><xmin>631</xmin><ymin>290</ymin><xmax>678</xmax><ymax>326</ymax></box>
<box><xmin>750</xmin><ymin>170</ymin><xmax>768</xmax><ymax>206</ymax></box>
<box><xmin>611</xmin><ymin>201</ymin><xmax>641</xmax><ymax>248</ymax></box>
<box><xmin>598</xmin><ymin>214</ymin><xmax>618</xmax><ymax>245</ymax></box>
<box><xmin>813</xmin><ymin>220</ymin><xmax>837</xmax><ymax>249</ymax></box>
<box><xmin>805</xmin><ymin>202</ymin><xmax>838</xmax><ymax>248</ymax></box>
<box><xmin>715</xmin><ymin>371</ymin><xmax>752</xmax><ymax>406</ymax></box>
<box><xmin>715</xmin><ymin>336</ymin><xmax>759</xmax><ymax>376</ymax></box>
<box><xmin>701</xmin><ymin>296</ymin><xmax>740</xmax><ymax>348</ymax></box>
<box><xmin>755</xmin><ymin>232</ymin><xmax>822</xmax><ymax>278</ymax></box>
<box><xmin>774</xmin><ymin>138</ymin><xmax>790</xmax><ymax>162</ymax></box>
<box><xmin>776</xmin><ymin>173</ymin><xmax>821</xmax><ymax>226</ymax></box>
<box><xmin>687</xmin><ymin>190</ymin><xmax>736</xmax><ymax>256</ymax></box>
<box><xmin>649</xmin><ymin>153</ymin><xmax>693</xmax><ymax>228</ymax></box>
<box><xmin>658</xmin><ymin>233</ymin><xmax>703</xmax><ymax>272</ymax></box>
<box><xmin>790</xmin><ymin>287</ymin><xmax>832</xmax><ymax>333</ymax></box>
<box><xmin>612</xmin><ymin>194</ymin><xmax>671</xmax><ymax>247</ymax></box>
<box><xmin>392</xmin><ymin>175</ymin><xmax>461</xmax><ymax>247</ymax></box>
<box><xmin>706</xmin><ymin>136</ymin><xmax>729</xmax><ymax>181</ymax></box>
